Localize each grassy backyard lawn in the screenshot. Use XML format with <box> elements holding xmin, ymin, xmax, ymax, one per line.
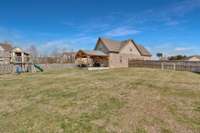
<box><xmin>0</xmin><ymin>68</ymin><xmax>200</xmax><ymax>133</ymax></box>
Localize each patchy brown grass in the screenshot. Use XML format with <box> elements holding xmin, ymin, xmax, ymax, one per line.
<box><xmin>0</xmin><ymin>68</ymin><xmax>200</xmax><ymax>133</ymax></box>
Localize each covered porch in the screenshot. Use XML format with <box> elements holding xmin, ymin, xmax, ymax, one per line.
<box><xmin>75</xmin><ymin>50</ymin><xmax>109</xmax><ymax>67</ymax></box>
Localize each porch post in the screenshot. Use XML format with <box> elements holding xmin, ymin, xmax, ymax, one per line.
<box><xmin>87</xmin><ymin>56</ymin><xmax>89</xmax><ymax>66</ymax></box>
<box><xmin>22</xmin><ymin>52</ymin><xmax>24</xmax><ymax>63</ymax></box>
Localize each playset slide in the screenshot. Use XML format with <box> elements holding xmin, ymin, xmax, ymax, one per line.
<box><xmin>34</xmin><ymin>64</ymin><xmax>44</xmax><ymax>72</ymax></box>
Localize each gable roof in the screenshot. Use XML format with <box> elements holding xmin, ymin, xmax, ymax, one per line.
<box><xmin>0</xmin><ymin>43</ymin><xmax>13</xmax><ymax>51</ymax></box>
<box><xmin>98</xmin><ymin>38</ymin><xmax>152</xmax><ymax>56</ymax></box>
<box><xmin>134</xmin><ymin>44</ymin><xmax>152</xmax><ymax>56</ymax></box>
<box><xmin>187</xmin><ymin>55</ymin><xmax>200</xmax><ymax>60</ymax></box>
<box><xmin>98</xmin><ymin>38</ymin><xmax>127</xmax><ymax>52</ymax></box>
<box><xmin>196</xmin><ymin>56</ymin><xmax>200</xmax><ymax>59</ymax></box>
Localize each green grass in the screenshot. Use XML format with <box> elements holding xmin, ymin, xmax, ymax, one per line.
<box><xmin>0</xmin><ymin>68</ymin><xmax>200</xmax><ymax>133</ymax></box>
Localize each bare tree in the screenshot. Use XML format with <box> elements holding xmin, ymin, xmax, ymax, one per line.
<box><xmin>61</xmin><ymin>47</ymin><xmax>67</xmax><ymax>53</ymax></box>
<box><xmin>28</xmin><ymin>45</ymin><xmax>39</xmax><ymax>63</ymax></box>
<box><xmin>50</xmin><ymin>48</ymin><xmax>62</xmax><ymax>63</ymax></box>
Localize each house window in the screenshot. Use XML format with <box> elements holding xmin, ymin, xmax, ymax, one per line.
<box><xmin>130</xmin><ymin>48</ymin><xmax>133</xmax><ymax>52</ymax></box>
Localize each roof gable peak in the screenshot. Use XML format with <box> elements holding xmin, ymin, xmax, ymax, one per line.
<box><xmin>96</xmin><ymin>37</ymin><xmax>151</xmax><ymax>56</ymax></box>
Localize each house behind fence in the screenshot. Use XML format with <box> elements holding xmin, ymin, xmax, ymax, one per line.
<box><xmin>0</xmin><ymin>43</ymin><xmax>13</xmax><ymax>64</ymax></box>
<box><xmin>129</xmin><ymin>60</ymin><xmax>200</xmax><ymax>72</ymax></box>
<box><xmin>184</xmin><ymin>55</ymin><xmax>200</xmax><ymax>62</ymax></box>
<box><xmin>76</xmin><ymin>37</ymin><xmax>152</xmax><ymax>68</ymax></box>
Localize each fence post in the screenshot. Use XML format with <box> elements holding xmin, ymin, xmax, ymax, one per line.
<box><xmin>161</xmin><ymin>63</ymin><xmax>164</xmax><ymax>70</ymax></box>
<box><xmin>12</xmin><ymin>64</ymin><xmax>15</xmax><ymax>73</ymax></box>
<box><xmin>173</xmin><ymin>63</ymin><xmax>176</xmax><ymax>71</ymax></box>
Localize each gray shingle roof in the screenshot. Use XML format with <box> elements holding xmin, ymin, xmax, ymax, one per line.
<box><xmin>99</xmin><ymin>38</ymin><xmax>152</xmax><ymax>56</ymax></box>
<box><xmin>188</xmin><ymin>55</ymin><xmax>200</xmax><ymax>60</ymax></box>
<box><xmin>134</xmin><ymin>44</ymin><xmax>152</xmax><ymax>56</ymax></box>
<box><xmin>80</xmin><ymin>50</ymin><xmax>108</xmax><ymax>56</ymax></box>
<box><xmin>100</xmin><ymin>38</ymin><xmax>127</xmax><ymax>52</ymax></box>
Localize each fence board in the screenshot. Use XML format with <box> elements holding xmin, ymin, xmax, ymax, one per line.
<box><xmin>40</xmin><ymin>64</ymin><xmax>76</xmax><ymax>71</ymax></box>
<box><xmin>129</xmin><ymin>60</ymin><xmax>200</xmax><ymax>72</ymax></box>
<box><xmin>0</xmin><ymin>64</ymin><xmax>14</xmax><ymax>74</ymax></box>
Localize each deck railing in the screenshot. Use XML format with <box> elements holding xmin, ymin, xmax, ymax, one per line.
<box><xmin>14</xmin><ymin>56</ymin><xmax>22</xmax><ymax>63</ymax></box>
<box><xmin>13</xmin><ymin>56</ymin><xmax>31</xmax><ymax>63</ymax></box>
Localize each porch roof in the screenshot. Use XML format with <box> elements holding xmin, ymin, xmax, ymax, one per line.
<box><xmin>76</xmin><ymin>50</ymin><xmax>108</xmax><ymax>58</ymax></box>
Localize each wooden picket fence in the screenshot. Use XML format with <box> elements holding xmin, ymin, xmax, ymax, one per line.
<box><xmin>0</xmin><ymin>64</ymin><xmax>14</xmax><ymax>74</ymax></box>
<box><xmin>129</xmin><ymin>60</ymin><xmax>200</xmax><ymax>72</ymax></box>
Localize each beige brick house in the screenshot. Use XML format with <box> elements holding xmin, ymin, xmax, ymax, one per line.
<box><xmin>0</xmin><ymin>43</ymin><xmax>13</xmax><ymax>64</ymax></box>
<box><xmin>185</xmin><ymin>55</ymin><xmax>200</xmax><ymax>62</ymax></box>
<box><xmin>61</xmin><ymin>52</ymin><xmax>76</xmax><ymax>63</ymax></box>
<box><xmin>76</xmin><ymin>38</ymin><xmax>152</xmax><ymax>68</ymax></box>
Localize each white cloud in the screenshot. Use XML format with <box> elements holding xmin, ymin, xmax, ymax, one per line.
<box><xmin>39</xmin><ymin>39</ymin><xmax>71</xmax><ymax>55</ymax></box>
<box><xmin>0</xmin><ymin>0</ymin><xmax>199</xmax><ymax>55</ymax></box>
<box><xmin>175</xmin><ymin>47</ymin><xmax>192</xmax><ymax>52</ymax></box>
<box><xmin>105</xmin><ymin>27</ymin><xmax>140</xmax><ymax>37</ymax></box>
<box><xmin>149</xmin><ymin>42</ymin><xmax>200</xmax><ymax>57</ymax></box>
<box><xmin>169</xmin><ymin>0</ymin><xmax>200</xmax><ymax>17</ymax></box>
<box><xmin>42</xmin><ymin>40</ymin><xmax>69</xmax><ymax>48</ymax></box>
<box><xmin>38</xmin><ymin>35</ymin><xmax>97</xmax><ymax>55</ymax></box>
<box><xmin>72</xmin><ymin>36</ymin><xmax>96</xmax><ymax>44</ymax></box>
<box><xmin>129</xmin><ymin>0</ymin><xmax>200</xmax><ymax>27</ymax></box>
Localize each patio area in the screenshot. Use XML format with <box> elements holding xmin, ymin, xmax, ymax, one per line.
<box><xmin>75</xmin><ymin>50</ymin><xmax>109</xmax><ymax>67</ymax></box>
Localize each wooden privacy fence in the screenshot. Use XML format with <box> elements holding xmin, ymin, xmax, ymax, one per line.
<box><xmin>129</xmin><ymin>60</ymin><xmax>200</xmax><ymax>72</ymax></box>
<box><xmin>40</xmin><ymin>63</ymin><xmax>77</xmax><ymax>71</ymax></box>
<box><xmin>0</xmin><ymin>64</ymin><xmax>14</xmax><ymax>74</ymax></box>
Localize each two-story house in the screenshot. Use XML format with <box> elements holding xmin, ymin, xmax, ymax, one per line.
<box><xmin>75</xmin><ymin>38</ymin><xmax>152</xmax><ymax>68</ymax></box>
<box><xmin>0</xmin><ymin>43</ymin><xmax>13</xmax><ymax>64</ymax></box>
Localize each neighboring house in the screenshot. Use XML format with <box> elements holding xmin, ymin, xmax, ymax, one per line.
<box><xmin>61</xmin><ymin>52</ymin><xmax>76</xmax><ymax>63</ymax></box>
<box><xmin>185</xmin><ymin>55</ymin><xmax>200</xmax><ymax>62</ymax></box>
<box><xmin>0</xmin><ymin>43</ymin><xmax>13</xmax><ymax>64</ymax></box>
<box><xmin>76</xmin><ymin>38</ymin><xmax>152</xmax><ymax>68</ymax></box>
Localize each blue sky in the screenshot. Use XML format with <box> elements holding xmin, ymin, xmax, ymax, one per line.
<box><xmin>0</xmin><ymin>0</ymin><xmax>200</xmax><ymax>57</ymax></box>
